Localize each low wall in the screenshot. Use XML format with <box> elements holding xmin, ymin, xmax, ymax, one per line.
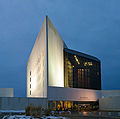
<box><xmin>99</xmin><ymin>96</ymin><xmax>120</xmax><ymax>111</ymax></box>
<box><xmin>0</xmin><ymin>88</ymin><xmax>13</xmax><ymax>97</ymax></box>
<box><xmin>0</xmin><ymin>97</ymin><xmax>48</xmax><ymax>110</ymax></box>
<box><xmin>101</xmin><ymin>90</ymin><xmax>120</xmax><ymax>98</ymax></box>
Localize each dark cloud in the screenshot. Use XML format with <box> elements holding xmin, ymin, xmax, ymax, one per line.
<box><xmin>0</xmin><ymin>0</ymin><xmax>120</xmax><ymax>96</ymax></box>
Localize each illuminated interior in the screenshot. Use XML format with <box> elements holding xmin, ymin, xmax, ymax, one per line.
<box><xmin>64</xmin><ymin>48</ymin><xmax>101</xmax><ymax>90</ymax></box>
<box><xmin>48</xmin><ymin>101</ymin><xmax>99</xmax><ymax>111</ymax></box>
<box><xmin>74</xmin><ymin>55</ymin><xmax>80</xmax><ymax>64</ymax></box>
<box><xmin>84</xmin><ymin>62</ymin><xmax>93</xmax><ymax>66</ymax></box>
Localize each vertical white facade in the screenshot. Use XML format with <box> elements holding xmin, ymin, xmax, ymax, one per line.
<box><xmin>27</xmin><ymin>17</ymin><xmax>47</xmax><ymax>97</ymax></box>
<box><xmin>48</xmin><ymin>18</ymin><xmax>64</xmax><ymax>87</ymax></box>
<box><xmin>27</xmin><ymin>16</ymin><xmax>64</xmax><ymax>97</ymax></box>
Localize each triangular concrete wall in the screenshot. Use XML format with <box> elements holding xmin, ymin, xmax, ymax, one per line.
<box><xmin>27</xmin><ymin>17</ymin><xmax>47</xmax><ymax>97</ymax></box>
<box><xmin>27</xmin><ymin>16</ymin><xmax>65</xmax><ymax>97</ymax></box>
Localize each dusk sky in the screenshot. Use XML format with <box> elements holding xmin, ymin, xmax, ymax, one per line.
<box><xmin>0</xmin><ymin>0</ymin><xmax>120</xmax><ymax>97</ymax></box>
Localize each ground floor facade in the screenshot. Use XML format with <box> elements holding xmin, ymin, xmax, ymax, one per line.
<box><xmin>0</xmin><ymin>97</ymin><xmax>120</xmax><ymax>112</ymax></box>
<box><xmin>0</xmin><ymin>88</ymin><xmax>120</xmax><ymax>111</ymax></box>
<box><xmin>0</xmin><ymin>97</ymin><xmax>98</xmax><ymax>111</ymax></box>
<box><xmin>48</xmin><ymin>101</ymin><xmax>99</xmax><ymax>111</ymax></box>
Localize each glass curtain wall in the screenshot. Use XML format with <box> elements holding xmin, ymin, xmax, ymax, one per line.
<box><xmin>64</xmin><ymin>49</ymin><xmax>101</xmax><ymax>90</ymax></box>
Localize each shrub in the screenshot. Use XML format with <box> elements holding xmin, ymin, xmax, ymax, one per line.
<box><xmin>44</xmin><ymin>108</ymin><xmax>52</xmax><ymax>116</ymax></box>
<box><xmin>25</xmin><ymin>104</ymin><xmax>42</xmax><ymax>117</ymax></box>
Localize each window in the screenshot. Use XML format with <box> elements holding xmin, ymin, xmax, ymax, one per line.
<box><xmin>74</xmin><ymin>55</ymin><xmax>80</xmax><ymax>64</ymax></box>
<box><xmin>30</xmin><ymin>71</ymin><xmax>31</xmax><ymax>76</ymax></box>
<box><xmin>30</xmin><ymin>90</ymin><xmax>31</xmax><ymax>95</ymax></box>
<box><xmin>30</xmin><ymin>78</ymin><xmax>31</xmax><ymax>82</ymax></box>
<box><xmin>64</xmin><ymin>50</ymin><xmax>101</xmax><ymax>90</ymax></box>
<box><xmin>84</xmin><ymin>62</ymin><xmax>93</xmax><ymax>66</ymax></box>
<box><xmin>30</xmin><ymin>84</ymin><xmax>31</xmax><ymax>88</ymax></box>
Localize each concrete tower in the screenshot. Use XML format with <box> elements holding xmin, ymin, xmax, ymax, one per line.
<box><xmin>27</xmin><ymin>16</ymin><xmax>65</xmax><ymax>97</ymax></box>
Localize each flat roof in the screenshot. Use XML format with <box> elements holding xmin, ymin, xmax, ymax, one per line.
<box><xmin>64</xmin><ymin>48</ymin><xmax>100</xmax><ymax>62</ymax></box>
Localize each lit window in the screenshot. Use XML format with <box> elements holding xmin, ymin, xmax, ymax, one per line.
<box><xmin>84</xmin><ymin>62</ymin><xmax>93</xmax><ymax>66</ymax></box>
<box><xmin>84</xmin><ymin>62</ymin><xmax>87</xmax><ymax>66</ymax></box>
<box><xmin>74</xmin><ymin>55</ymin><xmax>80</xmax><ymax>64</ymax></box>
<box><xmin>88</xmin><ymin>62</ymin><xmax>92</xmax><ymax>66</ymax></box>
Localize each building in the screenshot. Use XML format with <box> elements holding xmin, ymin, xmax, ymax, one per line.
<box><xmin>27</xmin><ymin>16</ymin><xmax>101</xmax><ymax>111</ymax></box>
<box><xmin>0</xmin><ymin>88</ymin><xmax>13</xmax><ymax>97</ymax></box>
<box><xmin>0</xmin><ymin>16</ymin><xmax>120</xmax><ymax>112</ymax></box>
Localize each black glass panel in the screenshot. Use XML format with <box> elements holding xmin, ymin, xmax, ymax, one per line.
<box><xmin>64</xmin><ymin>49</ymin><xmax>101</xmax><ymax>90</ymax></box>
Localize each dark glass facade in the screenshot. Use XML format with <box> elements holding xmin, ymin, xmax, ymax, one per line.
<box><xmin>64</xmin><ymin>48</ymin><xmax>101</xmax><ymax>90</ymax></box>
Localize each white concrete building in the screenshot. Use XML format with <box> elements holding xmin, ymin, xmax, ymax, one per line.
<box><xmin>27</xmin><ymin>16</ymin><xmax>102</xmax><ymax>111</ymax></box>
<box><xmin>0</xmin><ymin>16</ymin><xmax>120</xmax><ymax>111</ymax></box>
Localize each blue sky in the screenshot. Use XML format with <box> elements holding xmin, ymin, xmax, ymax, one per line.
<box><xmin>0</xmin><ymin>0</ymin><xmax>120</xmax><ymax>97</ymax></box>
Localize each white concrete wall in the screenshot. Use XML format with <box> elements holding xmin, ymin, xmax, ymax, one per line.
<box><xmin>27</xmin><ymin>17</ymin><xmax>47</xmax><ymax>97</ymax></box>
<box><xmin>99</xmin><ymin>90</ymin><xmax>120</xmax><ymax>111</ymax></box>
<box><xmin>101</xmin><ymin>90</ymin><xmax>120</xmax><ymax>98</ymax></box>
<box><xmin>48</xmin><ymin>17</ymin><xmax>64</xmax><ymax>87</ymax></box>
<box><xmin>48</xmin><ymin>86</ymin><xmax>101</xmax><ymax>101</ymax></box>
<box><xmin>99</xmin><ymin>96</ymin><xmax>120</xmax><ymax>111</ymax></box>
<box><xmin>27</xmin><ymin>16</ymin><xmax>66</xmax><ymax>97</ymax></box>
<box><xmin>0</xmin><ymin>97</ymin><xmax>47</xmax><ymax>110</ymax></box>
<box><xmin>0</xmin><ymin>88</ymin><xmax>13</xmax><ymax>97</ymax></box>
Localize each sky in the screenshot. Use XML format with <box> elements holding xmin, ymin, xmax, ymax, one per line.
<box><xmin>0</xmin><ymin>0</ymin><xmax>120</xmax><ymax>97</ymax></box>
